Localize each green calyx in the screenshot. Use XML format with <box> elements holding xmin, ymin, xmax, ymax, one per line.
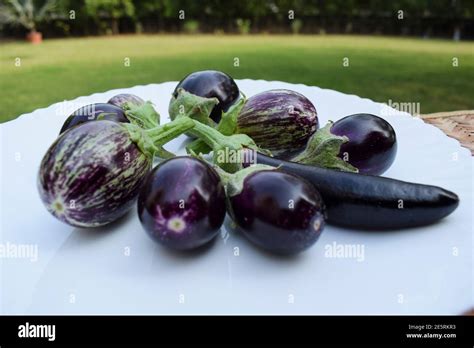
<box><xmin>123</xmin><ymin>101</ymin><xmax>161</xmax><ymax>129</ymax></box>
<box><xmin>216</xmin><ymin>94</ymin><xmax>246</xmax><ymax>134</ymax></box>
<box><xmin>215</xmin><ymin>164</ymin><xmax>276</xmax><ymax>197</ymax></box>
<box><xmin>169</xmin><ymin>88</ymin><xmax>247</xmax><ymax>156</ymax></box>
<box><xmin>124</xmin><ymin>116</ymin><xmax>195</xmax><ymax>159</ymax></box>
<box><xmin>168</xmin><ymin>89</ymin><xmax>269</xmax><ymax>172</ymax></box>
<box><xmin>186</xmin><ymin>95</ymin><xmax>247</xmax><ymax>155</ymax></box>
<box><xmin>168</xmin><ymin>89</ymin><xmax>355</xmax><ymax>174</ymax></box>
<box><xmin>212</xmin><ymin>163</ymin><xmax>276</xmax><ymax>219</ymax></box>
<box><xmin>169</xmin><ymin>88</ymin><xmax>219</xmax><ymax>127</ymax></box>
<box><xmin>291</xmin><ymin>122</ymin><xmax>358</xmax><ymax>173</ymax></box>
<box><xmin>187</xmin><ymin>120</ymin><xmax>266</xmax><ymax>173</ymax></box>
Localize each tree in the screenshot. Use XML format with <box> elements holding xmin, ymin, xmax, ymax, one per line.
<box><xmin>84</xmin><ymin>0</ymin><xmax>134</xmax><ymax>34</ymax></box>
<box><xmin>0</xmin><ymin>0</ymin><xmax>56</xmax><ymax>40</ymax></box>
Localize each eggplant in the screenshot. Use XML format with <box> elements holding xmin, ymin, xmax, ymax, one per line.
<box><xmin>170</xmin><ymin>70</ymin><xmax>239</xmax><ymax>123</ymax></box>
<box><xmin>171</xmin><ymin>88</ymin><xmax>318</xmax><ymax>160</ymax></box>
<box><xmin>38</xmin><ymin>118</ymin><xmax>194</xmax><ymax>227</ymax></box>
<box><xmin>59</xmin><ymin>103</ymin><xmax>128</xmax><ymax>134</ymax></box>
<box><xmin>331</xmin><ymin>114</ymin><xmax>397</xmax><ymax>175</ymax></box>
<box><xmin>108</xmin><ymin>93</ymin><xmax>145</xmax><ymax>109</ymax></box>
<box><xmin>249</xmin><ymin>151</ymin><xmax>459</xmax><ymax>230</ymax></box>
<box><xmin>138</xmin><ymin>156</ymin><xmax>226</xmax><ymax>250</ymax></box>
<box><xmin>60</xmin><ymin>97</ymin><xmax>160</xmax><ymax>135</ymax></box>
<box><xmin>236</xmin><ymin>89</ymin><xmax>318</xmax><ymax>159</ymax></box>
<box><xmin>290</xmin><ymin>122</ymin><xmax>359</xmax><ymax>173</ymax></box>
<box><xmin>226</xmin><ymin>168</ymin><xmax>325</xmax><ymax>254</ymax></box>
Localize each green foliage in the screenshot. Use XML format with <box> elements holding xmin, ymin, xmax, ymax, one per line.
<box><xmin>84</xmin><ymin>0</ymin><xmax>134</xmax><ymax>18</ymax></box>
<box><xmin>291</xmin><ymin>19</ymin><xmax>302</xmax><ymax>34</ymax></box>
<box><xmin>183</xmin><ymin>20</ymin><xmax>199</xmax><ymax>34</ymax></box>
<box><xmin>0</xmin><ymin>35</ymin><xmax>473</xmax><ymax>123</ymax></box>
<box><xmin>236</xmin><ymin>18</ymin><xmax>251</xmax><ymax>34</ymax></box>
<box><xmin>2</xmin><ymin>0</ymin><xmax>473</xmax><ymax>36</ymax></box>
<box><xmin>84</xmin><ymin>0</ymin><xmax>134</xmax><ymax>34</ymax></box>
<box><xmin>0</xmin><ymin>0</ymin><xmax>56</xmax><ymax>31</ymax></box>
<box><xmin>132</xmin><ymin>0</ymin><xmax>163</xmax><ymax>18</ymax></box>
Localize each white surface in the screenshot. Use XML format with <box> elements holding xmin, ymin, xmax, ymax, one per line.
<box><xmin>0</xmin><ymin>80</ymin><xmax>472</xmax><ymax>315</ymax></box>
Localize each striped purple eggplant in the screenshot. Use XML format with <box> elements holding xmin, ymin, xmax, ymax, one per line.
<box><xmin>236</xmin><ymin>89</ymin><xmax>318</xmax><ymax>158</ymax></box>
<box><xmin>38</xmin><ymin>117</ymin><xmax>194</xmax><ymax>228</ymax></box>
<box><xmin>108</xmin><ymin>93</ymin><xmax>145</xmax><ymax>109</ymax></box>
<box><xmin>39</xmin><ymin>121</ymin><xmax>151</xmax><ymax>227</ymax></box>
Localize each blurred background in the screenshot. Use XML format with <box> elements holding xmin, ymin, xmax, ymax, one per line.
<box><xmin>0</xmin><ymin>0</ymin><xmax>473</xmax><ymax>122</ymax></box>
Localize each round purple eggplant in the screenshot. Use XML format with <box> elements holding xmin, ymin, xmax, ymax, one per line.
<box><xmin>229</xmin><ymin>170</ymin><xmax>325</xmax><ymax>254</ymax></box>
<box><xmin>138</xmin><ymin>156</ymin><xmax>226</xmax><ymax>250</ymax></box>
<box><xmin>170</xmin><ymin>70</ymin><xmax>239</xmax><ymax>123</ymax></box>
<box><xmin>39</xmin><ymin>120</ymin><xmax>152</xmax><ymax>227</ymax></box>
<box><xmin>59</xmin><ymin>103</ymin><xmax>128</xmax><ymax>134</ymax></box>
<box><xmin>236</xmin><ymin>89</ymin><xmax>318</xmax><ymax>159</ymax></box>
<box><xmin>108</xmin><ymin>93</ymin><xmax>145</xmax><ymax>109</ymax></box>
<box><xmin>331</xmin><ymin>114</ymin><xmax>397</xmax><ymax>175</ymax></box>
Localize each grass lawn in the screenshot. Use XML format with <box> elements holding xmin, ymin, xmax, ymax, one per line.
<box><xmin>0</xmin><ymin>34</ymin><xmax>473</xmax><ymax>123</ymax></box>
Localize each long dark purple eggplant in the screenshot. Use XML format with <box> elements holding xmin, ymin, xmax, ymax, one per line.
<box><xmin>251</xmin><ymin>152</ymin><xmax>459</xmax><ymax>229</ymax></box>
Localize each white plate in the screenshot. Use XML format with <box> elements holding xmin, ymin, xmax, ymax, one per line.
<box><xmin>0</xmin><ymin>80</ymin><xmax>472</xmax><ymax>314</ymax></box>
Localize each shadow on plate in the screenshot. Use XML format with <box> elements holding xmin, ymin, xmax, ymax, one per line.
<box><xmin>328</xmin><ymin>217</ymin><xmax>454</xmax><ymax>235</ymax></box>
<box><xmin>66</xmin><ymin>209</ymin><xmax>136</xmax><ymax>246</ymax></box>
<box><xmin>153</xmin><ymin>234</ymin><xmax>218</xmax><ymax>261</ymax></box>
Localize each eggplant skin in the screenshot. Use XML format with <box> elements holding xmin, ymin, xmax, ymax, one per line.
<box><xmin>38</xmin><ymin>120</ymin><xmax>152</xmax><ymax>228</ymax></box>
<box><xmin>138</xmin><ymin>156</ymin><xmax>226</xmax><ymax>250</ymax></box>
<box><xmin>59</xmin><ymin>103</ymin><xmax>128</xmax><ymax>134</ymax></box>
<box><xmin>237</xmin><ymin>89</ymin><xmax>318</xmax><ymax>159</ymax></box>
<box><xmin>230</xmin><ymin>170</ymin><xmax>325</xmax><ymax>254</ymax></box>
<box><xmin>331</xmin><ymin>113</ymin><xmax>397</xmax><ymax>175</ymax></box>
<box><xmin>171</xmin><ymin>70</ymin><xmax>239</xmax><ymax>123</ymax></box>
<box><xmin>108</xmin><ymin>93</ymin><xmax>145</xmax><ymax>109</ymax></box>
<box><xmin>254</xmin><ymin>153</ymin><xmax>459</xmax><ymax>230</ymax></box>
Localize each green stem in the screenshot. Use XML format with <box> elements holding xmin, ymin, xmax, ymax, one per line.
<box><xmin>146</xmin><ymin>117</ymin><xmax>195</xmax><ymax>145</ymax></box>
<box><xmin>170</xmin><ymin>89</ymin><xmax>268</xmax><ymax>172</ymax></box>
<box><xmin>184</xmin><ymin>119</ymin><xmax>264</xmax><ymax>173</ymax></box>
<box><xmin>212</xmin><ymin>165</ymin><xmax>233</xmax><ymax>187</ymax></box>
<box><xmin>183</xmin><ymin>94</ymin><xmax>247</xmax><ymax>156</ymax></box>
<box><xmin>169</xmin><ymin>88</ymin><xmax>218</xmax><ymax>127</ymax></box>
<box><xmin>123</xmin><ymin>101</ymin><xmax>160</xmax><ymax>129</ymax></box>
<box><xmin>213</xmin><ymin>164</ymin><xmax>276</xmax><ymax>196</ymax></box>
<box><xmin>153</xmin><ymin>147</ymin><xmax>176</xmax><ymax>159</ymax></box>
<box><xmin>187</xmin><ymin>120</ymin><xmax>227</xmax><ymax>150</ymax></box>
<box><xmin>125</xmin><ymin>117</ymin><xmax>195</xmax><ymax>159</ymax></box>
<box><xmin>186</xmin><ymin>138</ymin><xmax>212</xmax><ymax>155</ymax></box>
